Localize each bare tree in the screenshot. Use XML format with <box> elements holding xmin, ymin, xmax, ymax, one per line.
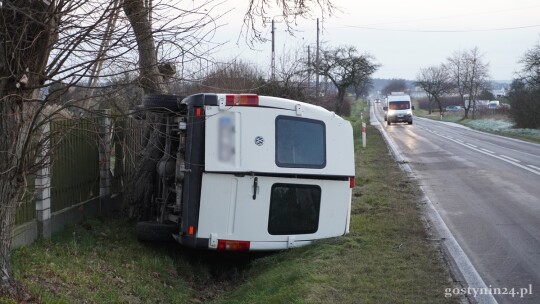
<box><xmin>1</xmin><ymin>0</ymin><xmax>97</xmax><ymax>297</ymax></box>
<box><xmin>519</xmin><ymin>41</ymin><xmax>540</xmax><ymax>87</ymax></box>
<box><xmin>314</xmin><ymin>45</ymin><xmax>378</xmax><ymax>114</ymax></box>
<box><xmin>509</xmin><ymin>41</ymin><xmax>540</xmax><ymax>128</ymax></box>
<box><xmin>199</xmin><ymin>59</ymin><xmax>264</xmax><ymax>93</ymax></box>
<box><xmin>273</xmin><ymin>47</ymin><xmax>311</xmax><ymax>100</ymax></box>
<box><xmin>0</xmin><ymin>0</ymin><xmax>218</xmax><ymax>296</ymax></box>
<box><xmin>445</xmin><ymin>47</ymin><xmax>491</xmax><ymax>119</ymax></box>
<box><xmin>241</xmin><ymin>0</ymin><xmax>337</xmax><ymax>44</ymax></box>
<box><xmin>352</xmin><ymin>79</ymin><xmax>373</xmax><ymax>100</ymax></box>
<box><xmin>416</xmin><ymin>65</ymin><xmax>452</xmax><ymax>114</ymax></box>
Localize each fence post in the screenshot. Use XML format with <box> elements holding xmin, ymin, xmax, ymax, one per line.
<box><xmin>99</xmin><ymin>109</ymin><xmax>112</xmax><ymax>197</ymax></box>
<box><xmin>35</xmin><ymin>122</ymin><xmax>51</xmax><ymax>239</ymax></box>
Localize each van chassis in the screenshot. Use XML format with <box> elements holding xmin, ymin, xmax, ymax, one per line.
<box><xmin>135</xmin><ymin>94</ymin><xmax>189</xmax><ymax>242</ymax></box>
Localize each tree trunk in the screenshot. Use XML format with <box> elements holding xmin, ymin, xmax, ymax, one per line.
<box><xmin>123</xmin><ymin>0</ymin><xmax>167</xmax><ymax>94</ymax></box>
<box><xmin>464</xmin><ymin>107</ymin><xmax>470</xmax><ymax>119</ymax></box>
<box><xmin>336</xmin><ymin>87</ymin><xmax>346</xmax><ymax>115</ymax></box>
<box><xmin>0</xmin><ymin>180</ymin><xmax>18</xmax><ymax>296</ymax></box>
<box><xmin>1</xmin><ymin>1</ymin><xmax>58</xmax><ymax>295</ymax></box>
<box><xmin>0</xmin><ymin>96</ymin><xmax>39</xmax><ymax>299</ymax></box>
<box><xmin>122</xmin><ymin>0</ymin><xmax>169</xmax><ymax>218</ymax></box>
<box><xmin>434</xmin><ymin>97</ymin><xmax>442</xmax><ymax>114</ymax></box>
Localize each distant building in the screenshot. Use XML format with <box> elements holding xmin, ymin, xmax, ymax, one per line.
<box><xmin>491</xmin><ymin>87</ymin><xmax>507</xmax><ymax>97</ymax></box>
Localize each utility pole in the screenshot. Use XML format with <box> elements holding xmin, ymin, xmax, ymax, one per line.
<box><xmin>315</xmin><ymin>18</ymin><xmax>320</xmax><ymax>102</ymax></box>
<box><xmin>271</xmin><ymin>18</ymin><xmax>275</xmax><ymax>81</ymax></box>
<box><xmin>307</xmin><ymin>45</ymin><xmax>311</xmax><ymax>92</ymax></box>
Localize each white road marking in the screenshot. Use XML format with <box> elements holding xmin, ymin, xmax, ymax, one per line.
<box><xmin>426</xmin><ymin>129</ymin><xmax>540</xmax><ymax>177</ymax></box>
<box><xmin>528</xmin><ymin>165</ymin><xmax>540</xmax><ymax>171</ymax></box>
<box><xmin>481</xmin><ymin>148</ymin><xmax>495</xmax><ymax>154</ymax></box>
<box><xmin>499</xmin><ymin>155</ymin><xmax>520</xmax><ymax>163</ymax></box>
<box><xmin>466</xmin><ymin>143</ymin><xmax>478</xmax><ymax>148</ymax></box>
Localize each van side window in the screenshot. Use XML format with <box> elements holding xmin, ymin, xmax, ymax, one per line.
<box><xmin>275</xmin><ymin>116</ymin><xmax>326</xmax><ymax>168</ymax></box>
<box><xmin>268</xmin><ymin>184</ymin><xmax>321</xmax><ymax>235</ymax></box>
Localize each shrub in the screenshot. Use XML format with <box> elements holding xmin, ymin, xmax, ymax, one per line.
<box><xmin>508</xmin><ymin>80</ymin><xmax>540</xmax><ymax>129</ymax></box>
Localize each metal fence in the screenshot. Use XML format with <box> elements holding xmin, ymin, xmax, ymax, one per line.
<box><xmin>15</xmin><ymin>115</ymin><xmax>142</xmax><ymax>226</ymax></box>
<box><xmin>50</xmin><ymin>119</ymin><xmax>100</xmax><ymax>212</ymax></box>
<box><xmin>15</xmin><ymin>176</ymin><xmax>36</xmax><ymax>225</ymax></box>
<box><xmin>112</xmin><ymin>117</ymin><xmax>143</xmax><ymax>193</ymax></box>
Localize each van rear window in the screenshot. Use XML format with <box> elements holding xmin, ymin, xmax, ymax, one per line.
<box><xmin>275</xmin><ymin>116</ymin><xmax>326</xmax><ymax>168</ymax></box>
<box><xmin>268</xmin><ymin>184</ymin><xmax>321</xmax><ymax>235</ymax></box>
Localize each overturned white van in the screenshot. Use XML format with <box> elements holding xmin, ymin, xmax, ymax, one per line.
<box><xmin>136</xmin><ymin>93</ymin><xmax>355</xmax><ymax>251</ymax></box>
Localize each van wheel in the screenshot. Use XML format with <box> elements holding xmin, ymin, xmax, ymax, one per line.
<box><xmin>136</xmin><ymin>221</ymin><xmax>178</xmax><ymax>242</ymax></box>
<box><xmin>143</xmin><ymin>94</ymin><xmax>186</xmax><ymax>113</ymax></box>
<box><xmin>408</xmin><ymin>121</ymin><xmax>413</xmax><ymax>125</ymax></box>
<box><xmin>387</xmin><ymin>120</ymin><xmax>391</xmax><ymax>126</ymax></box>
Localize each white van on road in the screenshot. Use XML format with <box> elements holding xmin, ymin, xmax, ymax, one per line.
<box><xmin>137</xmin><ymin>93</ymin><xmax>355</xmax><ymax>251</ymax></box>
<box><xmin>383</xmin><ymin>93</ymin><xmax>414</xmax><ymax>125</ymax></box>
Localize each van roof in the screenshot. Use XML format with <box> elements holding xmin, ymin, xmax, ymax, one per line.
<box><xmin>387</xmin><ymin>94</ymin><xmax>411</xmax><ymax>102</ymax></box>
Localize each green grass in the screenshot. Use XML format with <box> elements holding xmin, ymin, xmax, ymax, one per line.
<box><xmin>415</xmin><ymin>107</ymin><xmax>540</xmax><ymax>144</ymax></box>
<box><xmin>9</xmin><ymin>100</ymin><xmax>460</xmax><ymax>303</ymax></box>
<box><xmin>414</xmin><ymin>108</ymin><xmax>463</xmax><ymax>123</ymax></box>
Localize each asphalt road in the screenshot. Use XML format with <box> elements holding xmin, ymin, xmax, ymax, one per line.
<box><xmin>372</xmin><ymin>103</ymin><xmax>540</xmax><ymax>304</ymax></box>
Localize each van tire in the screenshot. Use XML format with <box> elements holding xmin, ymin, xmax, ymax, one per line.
<box><xmin>136</xmin><ymin>221</ymin><xmax>178</xmax><ymax>242</ymax></box>
<box><xmin>387</xmin><ymin>120</ymin><xmax>391</xmax><ymax>126</ymax></box>
<box><xmin>408</xmin><ymin>121</ymin><xmax>413</xmax><ymax>125</ymax></box>
<box><xmin>143</xmin><ymin>94</ymin><xmax>186</xmax><ymax>113</ymax></box>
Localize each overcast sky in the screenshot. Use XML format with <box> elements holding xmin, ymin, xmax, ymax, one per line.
<box><xmin>211</xmin><ymin>0</ymin><xmax>540</xmax><ymax>81</ymax></box>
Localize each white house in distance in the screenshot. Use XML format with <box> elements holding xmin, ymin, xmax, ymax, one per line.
<box><xmin>491</xmin><ymin>87</ymin><xmax>507</xmax><ymax>98</ymax></box>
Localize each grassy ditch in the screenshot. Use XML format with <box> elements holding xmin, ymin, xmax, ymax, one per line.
<box><xmin>7</xmin><ymin>100</ymin><xmax>460</xmax><ymax>303</ymax></box>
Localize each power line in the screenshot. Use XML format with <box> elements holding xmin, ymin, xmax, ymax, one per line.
<box><xmin>310</xmin><ymin>4</ymin><xmax>540</xmax><ymax>33</ymax></box>
<box><xmin>325</xmin><ymin>23</ymin><xmax>540</xmax><ymax>33</ymax></box>
<box><xmin>339</xmin><ymin>5</ymin><xmax>540</xmax><ymax>28</ymax></box>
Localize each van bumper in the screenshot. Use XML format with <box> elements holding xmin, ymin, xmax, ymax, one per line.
<box><xmin>174</xmin><ymin>234</ymin><xmax>314</xmax><ymax>251</ymax></box>
<box><xmin>388</xmin><ymin>115</ymin><xmax>412</xmax><ymax>123</ymax></box>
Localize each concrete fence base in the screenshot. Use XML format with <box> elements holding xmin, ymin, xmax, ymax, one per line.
<box><xmin>12</xmin><ymin>110</ymin><xmax>124</xmax><ymax>249</ymax></box>
<box><xmin>12</xmin><ymin>193</ymin><xmax>123</xmax><ymax>249</ymax></box>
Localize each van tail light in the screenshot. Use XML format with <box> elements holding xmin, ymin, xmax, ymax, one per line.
<box><xmin>217</xmin><ymin>240</ymin><xmax>251</xmax><ymax>251</ymax></box>
<box><xmin>226</xmin><ymin>94</ymin><xmax>258</xmax><ymax>106</ymax></box>
<box><xmin>350</xmin><ymin>176</ymin><xmax>355</xmax><ymax>188</ymax></box>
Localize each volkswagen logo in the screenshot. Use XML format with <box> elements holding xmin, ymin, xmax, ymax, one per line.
<box><xmin>254</xmin><ymin>136</ymin><xmax>265</xmax><ymax>146</ymax></box>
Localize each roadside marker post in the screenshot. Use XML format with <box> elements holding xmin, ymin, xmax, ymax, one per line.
<box><xmin>362</xmin><ymin>122</ymin><xmax>366</xmax><ymax>148</ymax></box>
